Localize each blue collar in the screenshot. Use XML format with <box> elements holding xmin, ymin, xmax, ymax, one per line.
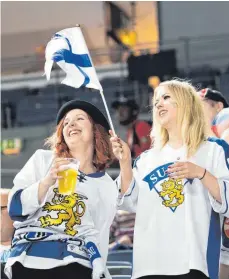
<box><xmin>79</xmin><ymin>171</ymin><xmax>105</xmax><ymax>178</ymax></box>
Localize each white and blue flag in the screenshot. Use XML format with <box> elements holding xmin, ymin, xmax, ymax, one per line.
<box><xmin>44</xmin><ymin>26</ymin><xmax>102</xmax><ymax>92</ymax></box>
<box><xmin>44</xmin><ymin>25</ymin><xmax>117</xmax><ymax>135</ymax></box>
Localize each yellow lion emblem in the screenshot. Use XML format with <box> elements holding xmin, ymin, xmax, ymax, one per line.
<box><xmin>159</xmin><ymin>178</ymin><xmax>184</xmax><ymax>208</ymax></box>
<box><xmin>39</xmin><ymin>188</ymin><xmax>87</xmax><ymax>236</ymax></box>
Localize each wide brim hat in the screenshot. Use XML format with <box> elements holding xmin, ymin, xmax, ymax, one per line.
<box><xmin>56</xmin><ymin>99</ymin><xmax>110</xmax><ymax>131</ymax></box>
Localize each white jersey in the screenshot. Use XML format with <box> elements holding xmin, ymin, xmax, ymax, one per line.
<box><xmin>117</xmin><ymin>138</ymin><xmax>229</xmax><ymax>279</ymax></box>
<box><xmin>5</xmin><ymin>149</ymin><xmax>118</xmax><ymax>279</ymax></box>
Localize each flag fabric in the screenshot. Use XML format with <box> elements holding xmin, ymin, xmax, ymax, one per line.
<box><xmin>44</xmin><ymin>26</ymin><xmax>103</xmax><ymax>92</ymax></box>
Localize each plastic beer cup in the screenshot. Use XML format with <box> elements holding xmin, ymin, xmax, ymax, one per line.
<box><xmin>58</xmin><ymin>158</ymin><xmax>80</xmax><ymax>195</ymax></box>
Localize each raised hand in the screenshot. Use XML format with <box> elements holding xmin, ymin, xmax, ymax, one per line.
<box><xmin>109</xmin><ymin>130</ymin><xmax>131</xmax><ymax>163</ymax></box>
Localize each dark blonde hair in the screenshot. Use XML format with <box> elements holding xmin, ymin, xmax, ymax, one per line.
<box><xmin>45</xmin><ymin>114</ymin><xmax>115</xmax><ymax>171</ymax></box>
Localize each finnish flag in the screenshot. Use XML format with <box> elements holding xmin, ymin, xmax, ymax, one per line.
<box><xmin>44</xmin><ymin>26</ymin><xmax>102</xmax><ymax>92</ymax></box>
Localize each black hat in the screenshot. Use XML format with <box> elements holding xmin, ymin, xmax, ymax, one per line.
<box><xmin>199</xmin><ymin>88</ymin><xmax>229</xmax><ymax>108</ymax></box>
<box><xmin>111</xmin><ymin>95</ymin><xmax>139</xmax><ymax>110</ymax></box>
<box><xmin>56</xmin><ymin>100</ymin><xmax>110</xmax><ymax>131</ymax></box>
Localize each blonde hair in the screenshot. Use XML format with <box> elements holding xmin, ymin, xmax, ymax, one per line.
<box><xmin>152</xmin><ymin>79</ymin><xmax>207</xmax><ymax>157</ymax></box>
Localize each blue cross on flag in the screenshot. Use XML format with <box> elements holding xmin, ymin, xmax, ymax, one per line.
<box><xmin>44</xmin><ymin>26</ymin><xmax>102</xmax><ymax>92</ymax></box>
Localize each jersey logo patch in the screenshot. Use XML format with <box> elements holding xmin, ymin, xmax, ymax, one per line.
<box><xmin>159</xmin><ymin>178</ymin><xmax>184</xmax><ymax>208</ymax></box>
<box><xmin>143</xmin><ymin>162</ymin><xmax>185</xmax><ymax>212</ymax></box>
<box><xmin>39</xmin><ymin>188</ymin><xmax>87</xmax><ymax>236</ymax></box>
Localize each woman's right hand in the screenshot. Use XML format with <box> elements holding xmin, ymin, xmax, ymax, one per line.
<box><xmin>38</xmin><ymin>158</ymin><xmax>70</xmax><ymax>204</ymax></box>
<box><xmin>109</xmin><ymin>131</ymin><xmax>134</xmax><ymax>195</ymax></box>
<box><xmin>109</xmin><ymin>130</ymin><xmax>131</xmax><ymax>164</ymax></box>
<box><xmin>41</xmin><ymin>158</ymin><xmax>70</xmax><ymax>188</ymax></box>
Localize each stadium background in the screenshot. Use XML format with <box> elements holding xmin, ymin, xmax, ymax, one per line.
<box><xmin>1</xmin><ymin>1</ymin><xmax>229</xmax><ymax>188</ymax></box>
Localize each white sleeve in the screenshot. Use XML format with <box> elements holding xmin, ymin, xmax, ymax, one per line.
<box><xmin>208</xmin><ymin>140</ymin><xmax>229</xmax><ymax>216</ymax></box>
<box><xmin>8</xmin><ymin>149</ymin><xmax>51</xmax><ymax>221</ymax></box>
<box><xmin>116</xmin><ymin>159</ymin><xmax>140</xmax><ymax>213</ymax></box>
<box><xmin>83</xmin><ymin>209</ymin><xmax>105</xmax><ymax>279</ymax></box>
<box><xmin>84</xmin><ymin>227</ymin><xmax>102</xmax><ymax>262</ymax></box>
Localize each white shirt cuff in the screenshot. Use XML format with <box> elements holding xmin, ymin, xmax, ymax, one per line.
<box><xmin>209</xmin><ymin>180</ymin><xmax>228</xmax><ymax>215</ymax></box>
<box><xmin>116</xmin><ymin>176</ymin><xmax>135</xmax><ymax>206</ymax></box>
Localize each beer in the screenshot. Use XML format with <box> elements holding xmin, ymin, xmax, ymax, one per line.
<box><xmin>58</xmin><ymin>159</ymin><xmax>80</xmax><ymax>195</ymax></box>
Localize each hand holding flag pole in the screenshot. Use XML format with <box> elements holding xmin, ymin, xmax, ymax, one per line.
<box><xmin>44</xmin><ymin>25</ymin><xmax>122</xmax><ymax>158</ymax></box>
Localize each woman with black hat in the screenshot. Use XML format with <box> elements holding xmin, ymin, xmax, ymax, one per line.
<box><xmin>5</xmin><ymin>100</ymin><xmax>117</xmax><ymax>279</ymax></box>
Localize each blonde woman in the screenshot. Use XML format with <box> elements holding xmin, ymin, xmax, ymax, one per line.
<box><xmin>110</xmin><ymin>80</ymin><xmax>229</xmax><ymax>279</ymax></box>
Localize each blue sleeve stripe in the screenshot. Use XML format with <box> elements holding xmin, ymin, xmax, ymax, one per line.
<box><xmin>207</xmin><ymin>137</ymin><xmax>229</xmax><ymax>170</ymax></box>
<box><xmin>125</xmin><ymin>181</ymin><xmax>136</xmax><ymax>197</ymax></box>
<box><xmin>9</xmin><ymin>189</ymin><xmax>29</xmax><ymax>221</ymax></box>
<box><xmin>222</xmin><ymin>181</ymin><xmax>228</xmax><ymax>215</ymax></box>
<box><xmin>206</xmin><ymin>210</ymin><xmax>221</xmax><ymax>279</ymax></box>
<box><xmin>85</xmin><ymin>241</ymin><xmax>101</xmax><ymax>263</ymax></box>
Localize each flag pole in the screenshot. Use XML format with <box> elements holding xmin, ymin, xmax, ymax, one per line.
<box><xmin>100</xmin><ymin>90</ymin><xmax>116</xmax><ymax>135</ymax></box>
<box><xmin>75</xmin><ymin>25</ymin><xmax>116</xmax><ymax>135</ymax></box>
<box><xmin>100</xmin><ymin>90</ymin><xmax>122</xmax><ymax>159</ymax></box>
<box><xmin>74</xmin><ymin>24</ymin><xmax>116</xmax><ymax>135</ymax></box>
